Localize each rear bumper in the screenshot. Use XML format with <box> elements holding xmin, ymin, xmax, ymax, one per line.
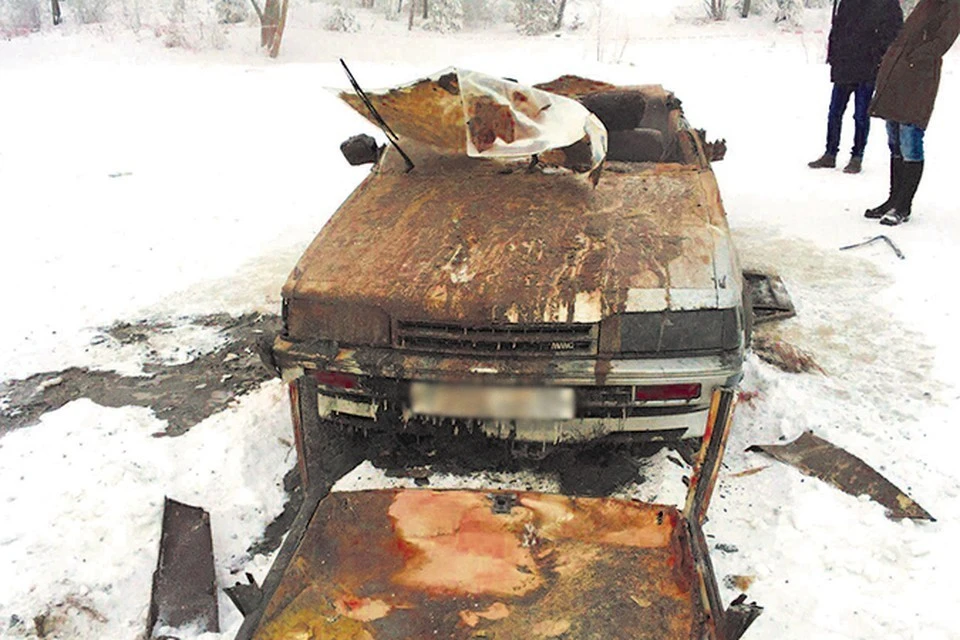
<box><xmin>273</xmin><ymin>336</ymin><xmax>742</xmax><ymax>442</ymax></box>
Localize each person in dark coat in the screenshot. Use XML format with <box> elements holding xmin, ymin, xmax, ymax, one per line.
<box><xmin>866</xmin><ymin>0</ymin><xmax>960</xmax><ymax>225</ymax></box>
<box><xmin>808</xmin><ymin>0</ymin><xmax>903</xmax><ymax>173</ymax></box>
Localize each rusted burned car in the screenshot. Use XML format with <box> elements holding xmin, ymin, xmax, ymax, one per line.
<box><xmin>266</xmin><ymin>71</ymin><xmax>749</xmax><ymax>468</ymax></box>
<box><xmin>224</xmin><ymin>71</ymin><xmax>760</xmax><ymax>640</ymax></box>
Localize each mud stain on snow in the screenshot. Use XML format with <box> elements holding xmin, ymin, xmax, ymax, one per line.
<box><xmin>0</xmin><ymin>313</ymin><xmax>281</xmax><ymax>437</ymax></box>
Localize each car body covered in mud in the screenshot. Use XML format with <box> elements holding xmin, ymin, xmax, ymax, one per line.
<box><xmin>268</xmin><ymin>73</ymin><xmax>748</xmax><ymax>455</ymax></box>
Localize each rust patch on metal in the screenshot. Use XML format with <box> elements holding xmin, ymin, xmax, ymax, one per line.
<box><xmin>684</xmin><ymin>388</ymin><xmax>737</xmax><ymax>524</ymax></box>
<box><xmin>468</xmin><ymin>95</ymin><xmax>521</xmax><ymax>151</ymax></box>
<box><xmin>334</xmin><ymin>596</ymin><xmax>393</xmax><ymax>622</ymax></box>
<box><xmin>251</xmin><ymin>490</ymin><xmax>707</xmax><ymax>640</ymax></box>
<box><xmin>534</xmin><ymin>75</ymin><xmax>620</xmax><ymax>98</ymax></box>
<box><xmin>458</xmin><ymin>601</ymin><xmax>510</xmax><ymax>627</ymax></box>
<box><xmin>340</xmin><ymin>77</ymin><xmax>467</xmax><ymax>152</ymax></box>
<box><xmin>387</xmin><ymin>491</ymin><xmax>542</xmax><ymax>597</ymax></box>
<box><xmin>748</xmin><ymin>431</ymin><xmax>934</xmax><ymax>521</ymax></box>
<box><xmin>284</xmin><ymin>144</ymin><xmax>710</xmax><ymax>329</ymax></box>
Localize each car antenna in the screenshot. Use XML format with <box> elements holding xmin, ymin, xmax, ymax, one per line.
<box><xmin>340</xmin><ymin>59</ymin><xmax>415</xmax><ymax>173</ymax></box>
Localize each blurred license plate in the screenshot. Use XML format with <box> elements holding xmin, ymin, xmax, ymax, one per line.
<box><xmin>410</xmin><ymin>383</ymin><xmax>575</xmax><ymax>420</ymax></box>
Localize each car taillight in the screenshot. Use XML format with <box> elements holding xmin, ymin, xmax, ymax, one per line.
<box><xmin>313</xmin><ymin>370</ymin><xmax>358</xmax><ymax>390</ymax></box>
<box><xmin>634</xmin><ymin>383</ymin><xmax>701</xmax><ymax>402</ymax></box>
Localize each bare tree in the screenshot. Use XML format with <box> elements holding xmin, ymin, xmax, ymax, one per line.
<box><xmin>703</xmin><ymin>0</ymin><xmax>726</xmax><ymax>20</ymax></box>
<box><xmin>740</xmin><ymin>0</ymin><xmax>751</xmax><ymax>17</ymax></box>
<box><xmin>250</xmin><ymin>0</ymin><xmax>290</xmax><ymax>57</ymax></box>
<box><xmin>554</xmin><ymin>0</ymin><xmax>566</xmax><ymax>29</ymax></box>
<box><xmin>51</xmin><ymin>0</ymin><xmax>62</xmax><ymax>25</ymax></box>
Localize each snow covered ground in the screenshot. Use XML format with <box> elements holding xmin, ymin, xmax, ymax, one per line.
<box><xmin>2</xmin><ymin>1</ymin><xmax>960</xmax><ymax>638</ymax></box>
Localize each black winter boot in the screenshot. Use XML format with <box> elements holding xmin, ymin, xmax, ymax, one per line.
<box><xmin>880</xmin><ymin>161</ymin><xmax>924</xmax><ymax>226</ymax></box>
<box><xmin>865</xmin><ymin>156</ymin><xmax>904</xmax><ymax>218</ymax></box>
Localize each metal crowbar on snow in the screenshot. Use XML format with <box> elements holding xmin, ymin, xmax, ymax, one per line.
<box><xmin>839</xmin><ymin>235</ymin><xmax>905</xmax><ymax>260</ymax></box>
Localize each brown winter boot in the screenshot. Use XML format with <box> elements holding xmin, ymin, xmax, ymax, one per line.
<box><xmin>808</xmin><ymin>153</ymin><xmax>836</xmax><ymax>168</ymax></box>
<box><xmin>843</xmin><ymin>156</ymin><xmax>862</xmax><ymax>174</ymax></box>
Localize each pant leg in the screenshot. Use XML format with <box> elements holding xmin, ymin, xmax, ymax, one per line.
<box><xmin>899</xmin><ymin>124</ymin><xmax>925</xmax><ymax>162</ymax></box>
<box><xmin>825</xmin><ymin>84</ymin><xmax>854</xmax><ymax>156</ymax></box>
<box><xmin>850</xmin><ymin>82</ymin><xmax>874</xmax><ymax>158</ymax></box>
<box><xmin>886</xmin><ymin>120</ymin><xmax>902</xmax><ymax>159</ymax></box>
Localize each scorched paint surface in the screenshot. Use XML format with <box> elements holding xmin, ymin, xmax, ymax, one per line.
<box><xmin>252</xmin><ymin>489</ymin><xmax>704</xmax><ymax>639</ymax></box>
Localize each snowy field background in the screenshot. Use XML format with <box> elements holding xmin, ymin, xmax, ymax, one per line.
<box><xmin>2</xmin><ymin>0</ymin><xmax>960</xmax><ymax>638</ymax></box>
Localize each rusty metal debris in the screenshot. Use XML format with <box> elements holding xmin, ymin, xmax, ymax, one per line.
<box><xmin>743</xmin><ymin>271</ymin><xmax>795</xmax><ymax>325</ymax></box>
<box><xmin>684</xmin><ymin>388</ymin><xmax>737</xmax><ymax>524</ymax></box>
<box><xmin>747</xmin><ymin>430</ymin><xmax>934</xmax><ymax>521</ymax></box>
<box><xmin>244</xmin><ymin>490</ymin><xmax>723</xmax><ymax>639</ymax></box>
<box><xmin>840</xmin><ymin>235</ymin><xmax>905</xmax><ymax>260</ymax></box>
<box><xmin>147</xmin><ymin>498</ymin><xmax>219</xmax><ymax>638</ymax></box>
<box><xmin>226</xmin><ymin>574</ymin><xmax>263</xmax><ymax>619</ymax></box>
<box><xmin>338</xmin><ymin>133</ymin><xmax>380</xmax><ymax>166</ymax></box>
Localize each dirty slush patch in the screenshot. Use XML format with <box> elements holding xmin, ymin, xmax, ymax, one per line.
<box><xmin>0</xmin><ymin>313</ymin><xmax>281</xmax><ymax>437</ymax></box>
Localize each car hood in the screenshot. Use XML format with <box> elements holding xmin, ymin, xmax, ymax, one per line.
<box><xmin>284</xmin><ymin>158</ymin><xmax>738</xmax><ymax>326</ymax></box>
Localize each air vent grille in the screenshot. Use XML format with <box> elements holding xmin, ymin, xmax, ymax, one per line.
<box><xmin>395</xmin><ymin>321</ymin><xmax>598</xmax><ymax>356</ymax></box>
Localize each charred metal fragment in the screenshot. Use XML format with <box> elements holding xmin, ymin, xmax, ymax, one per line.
<box><xmin>339</xmin><ymin>133</ymin><xmax>380</xmax><ymax>166</ymax></box>
<box><xmin>722</xmin><ymin>594</ymin><xmax>764</xmax><ymax>639</ymax></box>
<box><xmin>747</xmin><ymin>430</ymin><xmax>934</xmax><ymax>521</ymax></box>
<box><xmin>255</xmin><ymin>334</ymin><xmax>280</xmax><ymax>378</ymax></box>
<box><xmin>233</xmin><ymin>488</ymin><xmax>326</xmax><ymax>640</ymax></box>
<box><xmin>684</xmin><ymin>388</ymin><xmax>736</xmax><ymax>524</ymax></box>
<box><xmin>293</xmin><ymin>375</ymin><xmax>366</xmax><ymax>493</ymax></box>
<box><xmin>743</xmin><ymin>271</ymin><xmax>796</xmax><ymax>325</ymax></box>
<box><xmin>225</xmin><ymin>574</ymin><xmax>263</xmax><ymax>618</ymax></box>
<box><xmin>148</xmin><ymin>498</ymin><xmax>219</xmax><ymax>638</ymax></box>
<box><xmin>487</xmin><ymin>491</ymin><xmax>517</xmax><ymax>514</ymax></box>
<box><xmin>694</xmin><ymin>129</ymin><xmax>727</xmax><ymax>162</ymax></box>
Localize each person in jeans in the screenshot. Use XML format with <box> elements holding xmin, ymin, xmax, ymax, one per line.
<box><xmin>866</xmin><ymin>0</ymin><xmax>960</xmax><ymax>225</ymax></box>
<box><xmin>808</xmin><ymin>0</ymin><xmax>902</xmax><ymax>173</ymax></box>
